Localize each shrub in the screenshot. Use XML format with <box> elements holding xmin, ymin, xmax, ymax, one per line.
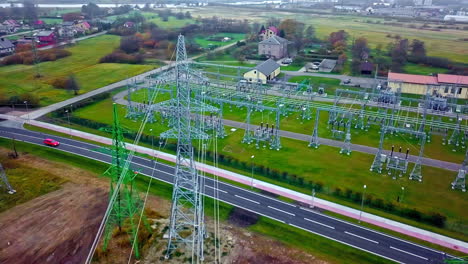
<box><xmin>99</xmin><ymin>51</ymin><xmax>144</xmax><ymax>64</ymax></box>
<box><xmin>50</xmin><ymin>77</ymin><xmax>68</xmax><ymax>89</ymax></box>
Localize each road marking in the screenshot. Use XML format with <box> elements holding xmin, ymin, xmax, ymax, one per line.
<box><xmin>205</xmin><ymin>185</ymin><xmax>227</xmax><ymax>194</ymax></box>
<box><xmin>297</xmin><ymin>207</ymin><xmax>446</xmax><ymax>255</ymax></box>
<box><xmin>289</xmin><ymin>224</ymin><xmax>405</xmax><ymax>264</ymax></box>
<box><xmin>345</xmin><ymin>231</ymin><xmax>379</xmax><ymax>244</ymax></box>
<box><xmin>304</xmin><ymin>217</ymin><xmax>335</xmax><ymax>229</ymax></box>
<box><xmin>234</xmin><ymin>194</ymin><xmax>260</xmax><ymax>204</ymax></box>
<box><xmin>390</xmin><ymin>246</ymin><xmax>429</xmax><ymax>261</ymax></box>
<box><xmin>268</xmin><ymin>206</ymin><xmax>295</xmax><ymax>216</ymax></box>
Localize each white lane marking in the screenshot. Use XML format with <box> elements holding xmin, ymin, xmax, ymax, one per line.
<box><xmin>298</xmin><ymin>207</ymin><xmax>445</xmax><ymax>255</ymax></box>
<box><xmin>289</xmin><ymin>224</ymin><xmax>405</xmax><ymax>264</ymax></box>
<box><xmin>205</xmin><ymin>185</ymin><xmax>227</xmax><ymax>193</ymax></box>
<box><xmin>268</xmin><ymin>206</ymin><xmax>295</xmax><ymax>216</ymax></box>
<box><xmin>234</xmin><ymin>194</ymin><xmax>260</xmax><ymax>204</ymax></box>
<box><xmin>304</xmin><ymin>217</ymin><xmax>335</xmax><ymax>229</ymax></box>
<box><xmin>390</xmin><ymin>246</ymin><xmax>429</xmax><ymax>261</ymax></box>
<box><xmin>345</xmin><ymin>231</ymin><xmax>379</xmax><ymax>244</ymax></box>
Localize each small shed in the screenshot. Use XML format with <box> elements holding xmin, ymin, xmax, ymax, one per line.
<box><xmin>360</xmin><ymin>61</ymin><xmax>374</xmax><ymax>75</ymax></box>
<box><xmin>244</xmin><ymin>59</ymin><xmax>281</xmax><ymax>84</ymax></box>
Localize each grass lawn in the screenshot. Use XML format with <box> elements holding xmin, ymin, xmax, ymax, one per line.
<box><xmin>2</xmin><ymin>132</ymin><xmax>396</xmax><ymax>264</ymax></box>
<box><xmin>0</xmin><ymin>34</ymin><xmax>155</xmax><ymax>106</ymax></box>
<box><xmin>193</xmin><ymin>33</ymin><xmax>245</xmax><ymax>48</ymax></box>
<box><xmin>403</xmin><ymin>63</ymin><xmax>450</xmax><ymax>75</ymax></box>
<box><xmin>143</xmin><ymin>12</ymin><xmax>196</xmax><ymax>29</ymax></box>
<box><xmin>287</xmin><ymin>75</ymin><xmax>344</xmax><ymax>95</ymax></box>
<box><xmin>48</xmin><ymin>94</ymin><xmax>468</xmax><ymax>241</ymax></box>
<box><xmin>0</xmin><ymin>148</ymin><xmax>67</xmax><ymax>212</ymax></box>
<box><xmin>40</xmin><ymin>17</ymin><xmax>63</xmax><ymax>25</ymax></box>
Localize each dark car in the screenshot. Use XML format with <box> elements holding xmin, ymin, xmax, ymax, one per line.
<box><xmin>43</xmin><ymin>138</ymin><xmax>60</xmax><ymax>147</ymax></box>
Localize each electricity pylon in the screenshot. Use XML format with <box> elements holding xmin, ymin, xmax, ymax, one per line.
<box><xmin>101</xmin><ymin>103</ymin><xmax>146</xmax><ymax>258</ymax></box>
<box><xmin>0</xmin><ymin>164</ymin><xmax>16</xmax><ymax>194</ymax></box>
<box><xmin>164</xmin><ymin>35</ymin><xmax>206</xmax><ymax>260</ymax></box>
<box><xmin>452</xmin><ymin>149</ymin><xmax>467</xmax><ymax>192</ymax></box>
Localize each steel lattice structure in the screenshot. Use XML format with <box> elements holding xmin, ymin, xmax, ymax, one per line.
<box><xmin>164</xmin><ymin>35</ymin><xmax>206</xmax><ymax>260</ymax></box>
<box><xmin>0</xmin><ymin>163</ymin><xmax>15</xmax><ymax>194</ymax></box>
<box><xmin>100</xmin><ymin>103</ymin><xmax>146</xmax><ymax>258</ymax></box>
<box><xmin>452</xmin><ymin>149</ymin><xmax>467</xmax><ymax>192</ymax></box>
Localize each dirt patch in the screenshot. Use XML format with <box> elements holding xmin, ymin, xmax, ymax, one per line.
<box><xmin>0</xmin><ymin>150</ymin><xmax>329</xmax><ymax>264</ymax></box>
<box><xmin>0</xmin><ymin>183</ymin><xmax>108</xmax><ymax>264</ymax></box>
<box><xmin>228</xmin><ymin>207</ymin><xmax>260</xmax><ymax>227</ymax></box>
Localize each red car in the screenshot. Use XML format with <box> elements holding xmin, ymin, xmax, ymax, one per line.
<box><xmin>43</xmin><ymin>138</ymin><xmax>60</xmax><ymax>147</ymax></box>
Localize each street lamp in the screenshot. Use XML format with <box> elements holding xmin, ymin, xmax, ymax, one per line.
<box><xmin>401</xmin><ymin>187</ymin><xmax>405</xmax><ymax>203</ymax></box>
<box><xmin>23</xmin><ymin>101</ymin><xmax>29</xmax><ymax>121</ymax></box>
<box><xmin>65</xmin><ymin>110</ymin><xmax>71</xmax><ymax>137</ymax></box>
<box><xmin>359</xmin><ymin>184</ymin><xmax>367</xmax><ymax>223</ymax></box>
<box><xmin>310</xmin><ymin>188</ymin><xmax>316</xmax><ymax>209</ymax></box>
<box><xmin>149</xmin><ymin>128</ymin><xmax>154</xmax><ymax>162</ymax></box>
<box><xmin>250</xmin><ymin>155</ymin><xmax>255</xmax><ymax>189</ymax></box>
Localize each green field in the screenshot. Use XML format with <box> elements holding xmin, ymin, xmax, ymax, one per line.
<box><xmin>403</xmin><ymin>63</ymin><xmax>450</xmax><ymax>75</ymax></box>
<box><xmin>0</xmin><ymin>35</ymin><xmax>155</xmax><ymax>106</ymax></box>
<box><xmin>40</xmin><ymin>17</ymin><xmax>63</xmax><ymax>25</ymax></box>
<box><xmin>47</xmin><ymin>93</ymin><xmax>468</xmax><ymax>242</ymax></box>
<box><xmin>181</xmin><ymin>6</ymin><xmax>468</xmax><ymax>63</ymax></box>
<box><xmin>193</xmin><ymin>33</ymin><xmax>245</xmax><ymax>48</ymax></box>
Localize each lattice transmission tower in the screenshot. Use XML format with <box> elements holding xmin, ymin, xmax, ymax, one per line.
<box><xmin>163</xmin><ymin>35</ymin><xmax>207</xmax><ymax>260</ymax></box>
<box><xmin>452</xmin><ymin>149</ymin><xmax>467</xmax><ymax>192</ymax></box>
<box><xmin>0</xmin><ymin>164</ymin><xmax>16</xmax><ymax>194</ymax></box>
<box><xmin>100</xmin><ymin>103</ymin><xmax>146</xmax><ymax>259</ymax></box>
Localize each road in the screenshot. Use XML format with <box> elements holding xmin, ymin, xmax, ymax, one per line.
<box><xmin>0</xmin><ymin>125</ymin><xmax>456</xmax><ymax>264</ymax></box>
<box><xmin>283</xmin><ymin>70</ymin><xmax>378</xmax><ymax>88</ymax></box>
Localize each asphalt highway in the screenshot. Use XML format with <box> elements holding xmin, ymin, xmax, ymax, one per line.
<box><xmin>0</xmin><ymin>125</ymin><xmax>455</xmax><ymax>264</ymax></box>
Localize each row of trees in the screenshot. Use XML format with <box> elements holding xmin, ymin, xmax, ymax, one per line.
<box><xmin>0</xmin><ymin>1</ymin><xmax>37</xmax><ymax>22</ymax></box>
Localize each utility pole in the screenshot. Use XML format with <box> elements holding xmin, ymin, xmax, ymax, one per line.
<box><xmin>310</xmin><ymin>188</ymin><xmax>316</xmax><ymax>208</ymax></box>
<box><xmin>0</xmin><ymin>164</ymin><xmax>16</xmax><ymax>194</ymax></box>
<box><xmin>359</xmin><ymin>184</ymin><xmax>367</xmax><ymax>223</ymax></box>
<box><xmin>250</xmin><ymin>155</ymin><xmax>255</xmax><ymax>189</ymax></box>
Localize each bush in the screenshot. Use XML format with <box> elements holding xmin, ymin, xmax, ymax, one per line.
<box><xmin>50</xmin><ymin>77</ymin><xmax>68</xmax><ymax>89</ymax></box>
<box><xmin>99</xmin><ymin>51</ymin><xmax>144</xmax><ymax>64</ymax></box>
<box><xmin>1</xmin><ymin>49</ymin><xmax>71</xmax><ymax>65</ymax></box>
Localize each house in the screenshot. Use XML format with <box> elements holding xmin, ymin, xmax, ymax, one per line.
<box><xmin>36</xmin><ymin>31</ymin><xmax>56</xmax><ymax>46</ymax></box>
<box><xmin>259</xmin><ymin>26</ymin><xmax>278</xmax><ymax>41</ymax></box>
<box><xmin>61</xmin><ymin>21</ymin><xmax>77</xmax><ymax>37</ymax></box>
<box><xmin>33</xmin><ymin>20</ymin><xmax>45</xmax><ymax>29</ymax></box>
<box><xmin>360</xmin><ymin>61</ymin><xmax>374</xmax><ymax>75</ymax></box>
<box><xmin>388</xmin><ymin>72</ymin><xmax>468</xmax><ymax>99</ymax></box>
<box><xmin>124</xmin><ymin>21</ymin><xmax>135</xmax><ymax>28</ymax></box>
<box><xmin>3</xmin><ymin>19</ymin><xmax>20</xmax><ymax>29</ymax></box>
<box><xmin>0</xmin><ymin>25</ymin><xmax>14</xmax><ymax>35</ymax></box>
<box><xmin>0</xmin><ymin>38</ymin><xmax>15</xmax><ymax>56</ymax></box>
<box><xmin>258</xmin><ymin>35</ymin><xmax>290</xmax><ymax>59</ymax></box>
<box><xmin>243</xmin><ymin>59</ymin><xmax>281</xmax><ymax>84</ymax></box>
<box><xmin>1</xmin><ymin>20</ymin><xmax>20</xmax><ymax>34</ymax></box>
<box><xmin>75</xmin><ymin>21</ymin><xmax>91</xmax><ymax>33</ymax></box>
